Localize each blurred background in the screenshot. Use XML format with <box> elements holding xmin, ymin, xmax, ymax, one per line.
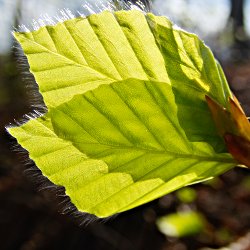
<box><xmin>0</xmin><ymin>0</ymin><xmax>250</xmax><ymax>249</ymax></box>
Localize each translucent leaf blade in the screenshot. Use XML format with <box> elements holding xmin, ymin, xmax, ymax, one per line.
<box><xmin>9</xmin><ymin>10</ymin><xmax>241</xmax><ymax>218</ymax></box>
<box><xmin>8</xmin><ymin>79</ymin><xmax>235</xmax><ymax>217</ymax></box>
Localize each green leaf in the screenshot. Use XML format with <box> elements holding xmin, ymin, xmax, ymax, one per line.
<box><xmin>157</xmin><ymin>211</ymin><xmax>205</xmax><ymax>237</ymax></box>
<box><xmin>9</xmin><ymin>79</ymin><xmax>235</xmax><ymax>217</ymax></box>
<box><xmin>15</xmin><ymin>10</ymin><xmax>232</xmax><ymax>152</ymax></box>
<box><xmin>9</xmin><ymin>10</ymin><xmax>237</xmax><ymax>218</ymax></box>
<box><xmin>176</xmin><ymin>187</ymin><xmax>197</xmax><ymax>203</ymax></box>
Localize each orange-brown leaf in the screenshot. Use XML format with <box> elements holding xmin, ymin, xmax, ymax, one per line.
<box><xmin>206</xmin><ymin>95</ymin><xmax>250</xmax><ymax>168</ymax></box>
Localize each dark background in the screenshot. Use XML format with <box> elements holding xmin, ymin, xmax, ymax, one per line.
<box><xmin>0</xmin><ymin>0</ymin><xmax>250</xmax><ymax>249</ymax></box>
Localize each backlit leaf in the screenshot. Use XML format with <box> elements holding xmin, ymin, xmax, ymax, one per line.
<box><xmin>8</xmin><ymin>10</ymin><xmax>239</xmax><ymax>218</ymax></box>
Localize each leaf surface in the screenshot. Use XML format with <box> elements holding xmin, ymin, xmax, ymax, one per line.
<box><xmin>9</xmin><ymin>10</ymin><xmax>238</xmax><ymax>217</ymax></box>
<box><xmin>9</xmin><ymin>79</ymin><xmax>235</xmax><ymax>217</ymax></box>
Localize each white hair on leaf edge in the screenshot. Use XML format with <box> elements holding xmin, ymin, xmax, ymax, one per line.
<box><xmin>6</xmin><ymin>124</ymin><xmax>106</xmax><ymax>226</ymax></box>
<box><xmin>10</xmin><ymin>42</ymin><xmax>46</xmax><ymax>112</ymax></box>
<box><xmin>14</xmin><ymin>0</ymin><xmax>152</xmax><ymax>32</ymax></box>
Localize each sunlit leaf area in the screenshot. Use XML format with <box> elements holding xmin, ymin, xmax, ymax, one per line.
<box><xmin>0</xmin><ymin>1</ymin><xmax>250</xmax><ymax>249</ymax></box>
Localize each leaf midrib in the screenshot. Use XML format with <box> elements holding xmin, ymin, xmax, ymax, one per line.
<box><xmin>73</xmin><ymin>141</ymin><xmax>235</xmax><ymax>163</ymax></box>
